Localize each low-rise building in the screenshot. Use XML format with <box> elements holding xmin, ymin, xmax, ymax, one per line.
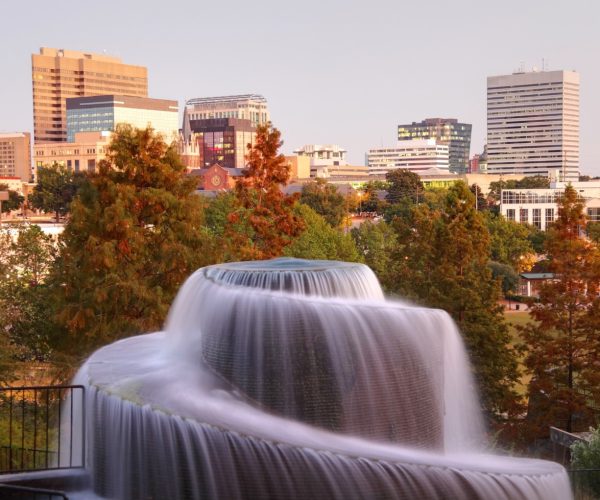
<box><xmin>34</xmin><ymin>131</ymin><xmax>111</xmax><ymax>177</ymax></box>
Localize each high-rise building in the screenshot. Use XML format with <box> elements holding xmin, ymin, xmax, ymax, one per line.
<box><xmin>66</xmin><ymin>95</ymin><xmax>179</xmax><ymax>143</ymax></box>
<box><xmin>32</xmin><ymin>47</ymin><xmax>148</xmax><ymax>144</ymax></box>
<box><xmin>367</xmin><ymin>139</ymin><xmax>449</xmax><ymax>176</ymax></box>
<box><xmin>0</xmin><ymin>133</ymin><xmax>32</xmax><ymax>182</ymax></box>
<box><xmin>397</xmin><ymin>118</ymin><xmax>471</xmax><ymax>174</ymax></box>
<box><xmin>182</xmin><ymin>94</ymin><xmax>269</xmax><ymax>139</ymax></box>
<box><xmin>487</xmin><ymin>70</ymin><xmax>579</xmax><ymax>181</ymax></box>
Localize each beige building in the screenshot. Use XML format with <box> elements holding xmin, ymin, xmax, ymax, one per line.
<box><xmin>32</xmin><ymin>47</ymin><xmax>148</xmax><ymax>144</ymax></box>
<box><xmin>34</xmin><ymin>131</ymin><xmax>111</xmax><ymax>177</ymax></box>
<box><xmin>0</xmin><ymin>133</ymin><xmax>32</xmax><ymax>181</ymax></box>
<box><xmin>284</xmin><ymin>156</ymin><xmax>311</xmax><ymax>181</ymax></box>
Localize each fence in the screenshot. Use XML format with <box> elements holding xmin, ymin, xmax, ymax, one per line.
<box><xmin>0</xmin><ymin>385</ymin><xmax>85</xmax><ymax>474</ymax></box>
<box><xmin>0</xmin><ymin>483</ymin><xmax>69</xmax><ymax>499</ymax></box>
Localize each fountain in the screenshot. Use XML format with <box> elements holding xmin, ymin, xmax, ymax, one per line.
<box><xmin>73</xmin><ymin>258</ymin><xmax>572</xmax><ymax>499</ymax></box>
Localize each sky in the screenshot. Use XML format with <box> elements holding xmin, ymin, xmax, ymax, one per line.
<box><xmin>2</xmin><ymin>0</ymin><xmax>600</xmax><ymax>174</ymax></box>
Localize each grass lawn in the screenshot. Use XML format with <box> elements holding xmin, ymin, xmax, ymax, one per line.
<box><xmin>504</xmin><ymin>310</ymin><xmax>534</xmax><ymax>397</ymax></box>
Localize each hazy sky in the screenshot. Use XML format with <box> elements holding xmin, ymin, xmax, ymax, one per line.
<box><xmin>2</xmin><ymin>0</ymin><xmax>599</xmax><ymax>174</ymax></box>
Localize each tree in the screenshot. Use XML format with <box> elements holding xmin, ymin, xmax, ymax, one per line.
<box><xmin>0</xmin><ymin>184</ymin><xmax>24</xmax><ymax>214</ymax></box>
<box><xmin>520</xmin><ymin>185</ymin><xmax>600</xmax><ymax>436</ymax></box>
<box><xmin>359</xmin><ymin>181</ymin><xmax>385</xmax><ymax>213</ymax></box>
<box><xmin>385</xmin><ymin>169</ymin><xmax>423</xmax><ymax>204</ymax></box>
<box><xmin>484</xmin><ymin>212</ymin><xmax>535</xmax><ymax>269</ymax></box>
<box><xmin>469</xmin><ymin>184</ymin><xmax>488</xmax><ymax>211</ymax></box>
<box><xmin>299</xmin><ymin>179</ymin><xmax>348</xmax><ymax>227</ymax></box>
<box><xmin>387</xmin><ymin>182</ymin><xmax>521</xmax><ymax>425</ymax></box>
<box><xmin>488</xmin><ymin>261</ymin><xmax>519</xmax><ymax>296</ymax></box>
<box><xmin>29</xmin><ymin>163</ymin><xmax>84</xmax><ymax>221</ymax></box>
<box><xmin>571</xmin><ymin>427</ymin><xmax>600</xmax><ymax>497</ymax></box>
<box><xmin>51</xmin><ymin>125</ymin><xmax>214</xmax><ymax>358</ymax></box>
<box><xmin>488</xmin><ymin>175</ymin><xmax>550</xmax><ymax>205</ymax></box>
<box><xmin>351</xmin><ymin>220</ymin><xmax>398</xmax><ymax>291</ymax></box>
<box><xmin>0</xmin><ymin>224</ymin><xmax>58</xmax><ymax>364</ymax></box>
<box><xmin>225</xmin><ymin>124</ymin><xmax>305</xmax><ymax>260</ymax></box>
<box><xmin>587</xmin><ymin>221</ymin><xmax>600</xmax><ymax>243</ymax></box>
<box><xmin>284</xmin><ymin>204</ymin><xmax>361</xmax><ymax>262</ymax></box>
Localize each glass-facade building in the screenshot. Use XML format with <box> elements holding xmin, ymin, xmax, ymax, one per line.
<box><xmin>187</xmin><ymin>118</ymin><xmax>255</xmax><ymax>169</ymax></box>
<box><xmin>66</xmin><ymin>95</ymin><xmax>179</xmax><ymax>143</ymax></box>
<box><xmin>397</xmin><ymin>118</ymin><xmax>471</xmax><ymax>174</ymax></box>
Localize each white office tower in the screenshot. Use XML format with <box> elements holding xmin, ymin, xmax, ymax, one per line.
<box><xmin>487</xmin><ymin>70</ymin><xmax>579</xmax><ymax>182</ymax></box>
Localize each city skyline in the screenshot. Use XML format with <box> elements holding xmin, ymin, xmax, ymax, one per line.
<box><xmin>1</xmin><ymin>0</ymin><xmax>599</xmax><ymax>175</ymax></box>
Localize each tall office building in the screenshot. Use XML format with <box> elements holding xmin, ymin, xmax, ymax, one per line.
<box><xmin>32</xmin><ymin>47</ymin><xmax>148</xmax><ymax>144</ymax></box>
<box><xmin>487</xmin><ymin>70</ymin><xmax>579</xmax><ymax>181</ymax></box>
<box><xmin>66</xmin><ymin>95</ymin><xmax>179</xmax><ymax>142</ymax></box>
<box><xmin>367</xmin><ymin>139</ymin><xmax>449</xmax><ymax>176</ymax></box>
<box><xmin>0</xmin><ymin>133</ymin><xmax>31</xmax><ymax>181</ymax></box>
<box><xmin>397</xmin><ymin>118</ymin><xmax>471</xmax><ymax>174</ymax></box>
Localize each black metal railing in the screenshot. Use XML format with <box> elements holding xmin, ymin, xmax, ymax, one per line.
<box><xmin>0</xmin><ymin>386</ymin><xmax>85</xmax><ymax>474</ymax></box>
<box><xmin>569</xmin><ymin>469</ymin><xmax>600</xmax><ymax>499</ymax></box>
<box><xmin>0</xmin><ymin>483</ymin><xmax>69</xmax><ymax>499</ymax></box>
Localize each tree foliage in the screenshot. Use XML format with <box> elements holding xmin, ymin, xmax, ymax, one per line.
<box><xmin>484</xmin><ymin>212</ymin><xmax>535</xmax><ymax>269</ymax></box>
<box><xmin>299</xmin><ymin>179</ymin><xmax>348</xmax><ymax>227</ymax></box>
<box><xmin>0</xmin><ymin>184</ymin><xmax>24</xmax><ymax>213</ymax></box>
<box><xmin>488</xmin><ymin>175</ymin><xmax>550</xmax><ymax>204</ymax></box>
<box><xmin>225</xmin><ymin>124</ymin><xmax>305</xmax><ymax>260</ymax></box>
<box><xmin>520</xmin><ymin>185</ymin><xmax>600</xmax><ymax>436</ymax></box>
<box><xmin>51</xmin><ymin>125</ymin><xmax>213</xmax><ymax>357</ymax></box>
<box><xmin>385</xmin><ymin>169</ymin><xmax>423</xmax><ymax>204</ymax></box>
<box><xmin>284</xmin><ymin>204</ymin><xmax>361</xmax><ymax>262</ymax></box>
<box><xmin>385</xmin><ymin>182</ymin><xmax>521</xmax><ymax>423</ymax></box>
<box><xmin>571</xmin><ymin>427</ymin><xmax>600</xmax><ymax>497</ymax></box>
<box><xmin>29</xmin><ymin>163</ymin><xmax>85</xmax><ymax>221</ymax></box>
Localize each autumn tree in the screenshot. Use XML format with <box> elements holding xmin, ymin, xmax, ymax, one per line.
<box><xmin>520</xmin><ymin>185</ymin><xmax>600</xmax><ymax>436</ymax></box>
<box><xmin>29</xmin><ymin>163</ymin><xmax>85</xmax><ymax>222</ymax></box>
<box><xmin>225</xmin><ymin>124</ymin><xmax>304</xmax><ymax>260</ymax></box>
<box><xmin>299</xmin><ymin>179</ymin><xmax>348</xmax><ymax>227</ymax></box>
<box><xmin>484</xmin><ymin>212</ymin><xmax>535</xmax><ymax>270</ymax></box>
<box><xmin>51</xmin><ymin>125</ymin><xmax>213</xmax><ymax>358</ymax></box>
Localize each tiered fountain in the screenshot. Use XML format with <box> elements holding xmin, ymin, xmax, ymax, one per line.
<box><xmin>73</xmin><ymin>258</ymin><xmax>571</xmax><ymax>499</ymax></box>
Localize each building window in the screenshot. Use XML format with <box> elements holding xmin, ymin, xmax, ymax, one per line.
<box><xmin>588</xmin><ymin>207</ymin><xmax>600</xmax><ymax>222</ymax></box>
<box><xmin>87</xmin><ymin>159</ymin><xmax>96</xmax><ymax>172</ymax></box>
<box><xmin>74</xmin><ymin>159</ymin><xmax>80</xmax><ymax>172</ymax></box>
<box><xmin>545</xmin><ymin>208</ymin><xmax>555</xmax><ymax>226</ymax></box>
<box><xmin>532</xmin><ymin>208</ymin><xmax>541</xmax><ymax>229</ymax></box>
<box><xmin>506</xmin><ymin>209</ymin><xmax>515</xmax><ymax>221</ymax></box>
<box><xmin>520</xmin><ymin>208</ymin><xmax>528</xmax><ymax>224</ymax></box>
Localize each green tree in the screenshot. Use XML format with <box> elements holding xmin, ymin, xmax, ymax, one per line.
<box><xmin>284</xmin><ymin>204</ymin><xmax>361</xmax><ymax>262</ymax></box>
<box><xmin>0</xmin><ymin>224</ymin><xmax>58</xmax><ymax>363</ymax></box>
<box><xmin>0</xmin><ymin>184</ymin><xmax>24</xmax><ymax>214</ymax></box>
<box><xmin>51</xmin><ymin>125</ymin><xmax>213</xmax><ymax>358</ymax></box>
<box><xmin>385</xmin><ymin>169</ymin><xmax>423</xmax><ymax>204</ymax></box>
<box><xmin>351</xmin><ymin>220</ymin><xmax>398</xmax><ymax>291</ymax></box>
<box><xmin>484</xmin><ymin>212</ymin><xmax>535</xmax><ymax>269</ymax></box>
<box><xmin>488</xmin><ymin>175</ymin><xmax>550</xmax><ymax>205</ymax></box>
<box><xmin>359</xmin><ymin>181</ymin><xmax>385</xmax><ymax>213</ymax></box>
<box><xmin>571</xmin><ymin>427</ymin><xmax>600</xmax><ymax>497</ymax></box>
<box><xmin>488</xmin><ymin>261</ymin><xmax>519</xmax><ymax>296</ymax></box>
<box><xmin>587</xmin><ymin>221</ymin><xmax>600</xmax><ymax>243</ymax></box>
<box><xmin>387</xmin><ymin>182</ymin><xmax>521</xmax><ymax>425</ymax></box>
<box><xmin>225</xmin><ymin>124</ymin><xmax>305</xmax><ymax>260</ymax></box>
<box><xmin>29</xmin><ymin>163</ymin><xmax>84</xmax><ymax>222</ymax></box>
<box><xmin>299</xmin><ymin>179</ymin><xmax>348</xmax><ymax>227</ymax></box>
<box><xmin>520</xmin><ymin>185</ymin><xmax>600</xmax><ymax>436</ymax></box>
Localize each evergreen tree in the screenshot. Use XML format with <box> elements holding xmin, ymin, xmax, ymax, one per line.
<box><xmin>520</xmin><ymin>185</ymin><xmax>600</xmax><ymax>435</ymax></box>
<box><xmin>225</xmin><ymin>124</ymin><xmax>304</xmax><ymax>260</ymax></box>
<box><xmin>385</xmin><ymin>169</ymin><xmax>423</xmax><ymax>204</ymax></box>
<box><xmin>51</xmin><ymin>125</ymin><xmax>213</xmax><ymax>357</ymax></box>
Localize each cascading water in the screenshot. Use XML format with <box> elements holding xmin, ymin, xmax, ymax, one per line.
<box><xmin>73</xmin><ymin>258</ymin><xmax>572</xmax><ymax>499</ymax></box>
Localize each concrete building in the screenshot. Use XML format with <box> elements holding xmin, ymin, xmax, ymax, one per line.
<box><xmin>284</xmin><ymin>156</ymin><xmax>311</xmax><ymax>181</ymax></box>
<box><xmin>367</xmin><ymin>139</ymin><xmax>449</xmax><ymax>176</ymax></box>
<box><xmin>500</xmin><ymin>182</ymin><xmax>600</xmax><ymax>231</ymax></box>
<box><xmin>0</xmin><ymin>133</ymin><xmax>32</xmax><ymax>182</ymax></box>
<box><xmin>66</xmin><ymin>95</ymin><xmax>179</xmax><ymax>143</ymax></box>
<box><xmin>32</xmin><ymin>47</ymin><xmax>148</xmax><ymax>144</ymax></box>
<box><xmin>487</xmin><ymin>70</ymin><xmax>579</xmax><ymax>181</ymax></box>
<box><xmin>34</xmin><ymin>131</ymin><xmax>111</xmax><ymax>176</ymax></box>
<box><xmin>397</xmin><ymin>119</ymin><xmax>471</xmax><ymax>174</ymax></box>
